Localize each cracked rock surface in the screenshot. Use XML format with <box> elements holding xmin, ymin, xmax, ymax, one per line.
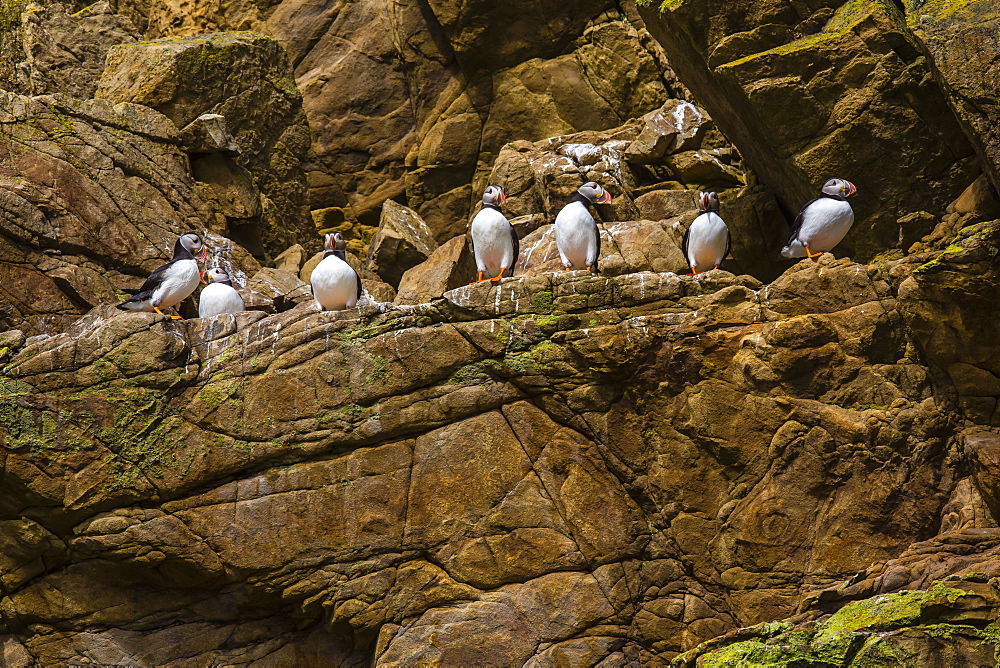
<box><xmin>4</xmin><ymin>239</ymin><xmax>1000</xmax><ymax>663</ymax></box>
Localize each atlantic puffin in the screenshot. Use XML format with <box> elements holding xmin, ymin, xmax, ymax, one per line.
<box><xmin>311</xmin><ymin>232</ymin><xmax>362</xmax><ymax>311</ymax></box>
<box><xmin>682</xmin><ymin>191</ymin><xmax>730</xmax><ymax>275</ymax></box>
<box><xmin>781</xmin><ymin>178</ymin><xmax>857</xmax><ymax>258</ymax></box>
<box><xmin>117</xmin><ymin>232</ymin><xmax>208</xmax><ymax>318</ymax></box>
<box><xmin>198</xmin><ymin>266</ymin><xmax>245</xmax><ymax>318</ymax></box>
<box><xmin>469</xmin><ymin>185</ymin><xmax>518</xmax><ymax>284</ymax></box>
<box><xmin>554</xmin><ymin>181</ymin><xmax>612</xmax><ymax>274</ymax></box>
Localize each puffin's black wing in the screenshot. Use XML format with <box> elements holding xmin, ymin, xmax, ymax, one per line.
<box><xmin>787</xmin><ymin>198</ymin><xmax>819</xmax><ymax>245</ymax></box>
<box><xmin>355</xmin><ymin>269</ymin><xmax>363</xmax><ymax>305</ymax></box>
<box><xmin>118</xmin><ymin>260</ymin><xmax>173</xmax><ymax>305</ymax></box>
<box><xmin>505</xmin><ymin>222</ymin><xmax>519</xmax><ymax>277</ymax></box>
<box><xmin>681</xmin><ymin>223</ymin><xmax>691</xmax><ymax>261</ymax></box>
<box><xmin>591</xmin><ymin>218</ymin><xmax>601</xmax><ymax>275</ymax></box>
<box><xmin>723</xmin><ymin>226</ymin><xmax>731</xmax><ymax>267</ymax></box>
<box><xmin>135</xmin><ymin>260</ymin><xmax>173</xmax><ymax>295</ymax></box>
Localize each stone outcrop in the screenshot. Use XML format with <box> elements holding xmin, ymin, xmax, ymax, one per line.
<box><xmin>96</xmin><ymin>32</ymin><xmax>313</xmax><ymax>260</ymax></box>
<box><xmin>906</xmin><ymin>1</ymin><xmax>1000</xmax><ymax>194</ymax></box>
<box><xmin>636</xmin><ymin>0</ymin><xmax>981</xmax><ymax>262</ymax></box>
<box><xmin>0</xmin><ymin>91</ymin><xmax>262</xmax><ymax>335</ymax></box>
<box><xmin>2</xmin><ymin>238</ymin><xmax>996</xmax><ymax>662</ymax></box>
<box><xmin>105</xmin><ymin>0</ymin><xmax>678</xmax><ymax>237</ymax></box>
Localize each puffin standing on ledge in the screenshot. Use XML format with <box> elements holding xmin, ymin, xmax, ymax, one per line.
<box><xmin>682</xmin><ymin>191</ymin><xmax>730</xmax><ymax>275</ymax></box>
<box><xmin>554</xmin><ymin>181</ymin><xmax>612</xmax><ymax>274</ymax></box>
<box><xmin>782</xmin><ymin>178</ymin><xmax>857</xmax><ymax>259</ymax></box>
<box><xmin>469</xmin><ymin>185</ymin><xmax>518</xmax><ymax>284</ymax></box>
<box><xmin>311</xmin><ymin>232</ymin><xmax>362</xmax><ymax>311</ymax></box>
<box><xmin>117</xmin><ymin>232</ymin><xmax>208</xmax><ymax>319</ymax></box>
<box><xmin>198</xmin><ymin>267</ymin><xmax>245</xmax><ymax>318</ymax></box>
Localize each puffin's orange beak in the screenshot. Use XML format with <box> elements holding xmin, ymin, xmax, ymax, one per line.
<box><xmin>599</xmin><ymin>191</ymin><xmax>613</xmax><ymax>204</ymax></box>
<box><xmin>700</xmin><ymin>192</ymin><xmax>710</xmax><ymax>209</ymax></box>
<box><xmin>197</xmin><ymin>247</ymin><xmax>209</xmax><ymax>262</ymax></box>
<box><xmin>199</xmin><ymin>270</ymin><xmax>208</xmax><ymax>284</ymax></box>
<box><xmin>845</xmin><ymin>181</ymin><xmax>857</xmax><ymax>197</ymax></box>
<box><xmin>499</xmin><ymin>190</ymin><xmax>507</xmax><ymax>205</ymax></box>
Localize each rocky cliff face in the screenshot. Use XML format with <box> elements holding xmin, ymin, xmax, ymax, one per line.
<box><xmin>3</xmin><ymin>0</ymin><xmax>1000</xmax><ymax>664</ymax></box>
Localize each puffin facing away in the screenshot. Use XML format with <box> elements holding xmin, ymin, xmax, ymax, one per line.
<box><xmin>117</xmin><ymin>232</ymin><xmax>208</xmax><ymax>319</ymax></box>
<box><xmin>782</xmin><ymin>178</ymin><xmax>857</xmax><ymax>259</ymax></box>
<box><xmin>311</xmin><ymin>232</ymin><xmax>362</xmax><ymax>311</ymax></box>
<box><xmin>554</xmin><ymin>181</ymin><xmax>612</xmax><ymax>274</ymax></box>
<box><xmin>469</xmin><ymin>185</ymin><xmax>518</xmax><ymax>284</ymax></box>
<box><xmin>682</xmin><ymin>191</ymin><xmax>730</xmax><ymax>275</ymax></box>
<box><xmin>198</xmin><ymin>266</ymin><xmax>245</xmax><ymax>319</ymax></box>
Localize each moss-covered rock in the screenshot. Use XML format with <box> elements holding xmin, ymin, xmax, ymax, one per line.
<box><xmin>635</xmin><ymin>0</ymin><xmax>979</xmax><ymax>262</ymax></box>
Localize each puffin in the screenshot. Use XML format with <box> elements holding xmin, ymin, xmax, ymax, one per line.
<box><xmin>781</xmin><ymin>178</ymin><xmax>857</xmax><ymax>258</ymax></box>
<box><xmin>682</xmin><ymin>191</ymin><xmax>730</xmax><ymax>275</ymax></box>
<box><xmin>469</xmin><ymin>185</ymin><xmax>518</xmax><ymax>284</ymax></box>
<box><xmin>117</xmin><ymin>232</ymin><xmax>208</xmax><ymax>319</ymax></box>
<box><xmin>198</xmin><ymin>266</ymin><xmax>245</xmax><ymax>318</ymax></box>
<box><xmin>554</xmin><ymin>181</ymin><xmax>613</xmax><ymax>274</ymax></box>
<box><xmin>311</xmin><ymin>232</ymin><xmax>362</xmax><ymax>311</ymax></box>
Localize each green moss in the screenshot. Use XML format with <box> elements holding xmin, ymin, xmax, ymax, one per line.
<box><xmin>365</xmin><ymin>355</ymin><xmax>391</xmax><ymax>384</ymax></box>
<box><xmin>718</xmin><ymin>0</ymin><xmax>880</xmax><ymax>69</ymax></box>
<box><xmin>979</xmin><ymin>622</ymin><xmax>1000</xmax><ymax>662</ymax></box>
<box><xmin>531</xmin><ymin>290</ymin><xmax>555</xmax><ymax>314</ymax></box>
<box><xmin>447</xmin><ymin>362</ymin><xmax>490</xmax><ymax>385</ymax></box>
<box><xmin>915</xmin><ymin>222</ymin><xmax>999</xmax><ymax>274</ymax></box>
<box><xmin>817</xmin><ymin>582</ymin><xmax>972</xmax><ymax>639</ymax></box>
<box><xmin>99</xmin><ymin>390</ymin><xmax>183</xmax><ymax>492</ymax></box>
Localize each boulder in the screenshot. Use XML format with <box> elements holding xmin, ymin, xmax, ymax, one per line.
<box><xmin>394</xmin><ymin>235</ymin><xmax>476</xmax><ymax>305</ymax></box>
<box><xmin>242</xmin><ymin>267</ymin><xmax>312</xmax><ymax>312</ymax></box>
<box><xmin>515</xmin><ymin>219</ymin><xmax>688</xmax><ymax>277</ymax></box>
<box><xmin>365</xmin><ymin>200</ymin><xmax>439</xmax><ymax>288</ymax></box>
<box><xmin>636</xmin><ymin>0</ymin><xmax>979</xmax><ymax>262</ymax></box>
<box><xmin>625</xmin><ymin>99</ymin><xmax>711</xmax><ymax>164</ymax></box>
<box><xmin>96</xmin><ymin>32</ymin><xmax>313</xmax><ymax>260</ymax></box>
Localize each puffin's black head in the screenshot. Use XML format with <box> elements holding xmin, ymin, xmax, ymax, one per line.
<box><xmin>324</xmin><ymin>232</ymin><xmax>348</xmax><ymax>258</ymax></box>
<box><xmin>177</xmin><ymin>232</ymin><xmax>208</xmax><ymax>261</ymax></box>
<box><xmin>482</xmin><ymin>185</ymin><xmax>507</xmax><ymax>207</ymax></box>
<box><xmin>578</xmin><ymin>182</ymin><xmax>613</xmax><ymax>205</ymax></box>
<box><xmin>203</xmin><ymin>266</ymin><xmax>233</xmax><ymax>286</ymax></box>
<box><xmin>698</xmin><ymin>191</ymin><xmax>720</xmax><ymax>212</ymax></box>
<box><xmin>820</xmin><ymin>178</ymin><xmax>857</xmax><ymax>198</ymax></box>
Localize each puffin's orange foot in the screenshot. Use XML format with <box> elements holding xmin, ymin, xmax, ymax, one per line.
<box><xmin>713</xmin><ymin>264</ymin><xmax>720</xmax><ymax>270</ymax></box>
<box><xmin>170</xmin><ymin>315</ymin><xmax>183</xmax><ymax>320</ymax></box>
<box><xmin>805</xmin><ymin>246</ymin><xmax>823</xmax><ymax>259</ymax></box>
<box><xmin>490</xmin><ymin>268</ymin><xmax>506</xmax><ymax>283</ymax></box>
<box><xmin>689</xmin><ymin>265</ymin><xmax>699</xmax><ymax>277</ymax></box>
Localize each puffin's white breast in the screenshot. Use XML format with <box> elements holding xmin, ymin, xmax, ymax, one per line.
<box><xmin>199</xmin><ymin>283</ymin><xmax>245</xmax><ymax>319</ymax></box>
<box><xmin>311</xmin><ymin>255</ymin><xmax>359</xmax><ymax>311</ymax></box>
<box><xmin>686</xmin><ymin>212</ymin><xmax>729</xmax><ymax>271</ymax></box>
<box><xmin>153</xmin><ymin>259</ymin><xmax>201</xmax><ymax>308</ymax></box>
<box><xmin>784</xmin><ymin>198</ymin><xmax>854</xmax><ymax>257</ymax></box>
<box><xmin>554</xmin><ymin>201</ymin><xmax>598</xmax><ymax>269</ymax></box>
<box><xmin>471</xmin><ymin>208</ymin><xmax>514</xmax><ymax>275</ymax></box>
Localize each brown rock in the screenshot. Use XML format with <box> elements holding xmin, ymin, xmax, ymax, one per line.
<box><xmin>96</xmin><ymin>32</ymin><xmax>313</xmax><ymax>260</ymax></box>
<box><xmin>636</xmin><ymin>0</ymin><xmax>979</xmax><ymax>262</ymax></box>
<box><xmin>18</xmin><ymin>1</ymin><xmax>139</xmax><ymax>98</ymax></box>
<box><xmin>365</xmin><ymin>200</ymin><xmax>439</xmax><ymax>288</ymax></box>
<box><xmin>394</xmin><ymin>236</ymin><xmax>476</xmax><ymax>305</ymax></box>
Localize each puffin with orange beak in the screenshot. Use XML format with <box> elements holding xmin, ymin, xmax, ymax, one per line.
<box><xmin>117</xmin><ymin>232</ymin><xmax>208</xmax><ymax>319</ymax></box>
<box><xmin>782</xmin><ymin>178</ymin><xmax>857</xmax><ymax>259</ymax></box>
<box><xmin>469</xmin><ymin>185</ymin><xmax>518</xmax><ymax>284</ymax></box>
<box><xmin>682</xmin><ymin>191</ymin><xmax>730</xmax><ymax>275</ymax></box>
<box><xmin>554</xmin><ymin>181</ymin><xmax>612</xmax><ymax>274</ymax></box>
